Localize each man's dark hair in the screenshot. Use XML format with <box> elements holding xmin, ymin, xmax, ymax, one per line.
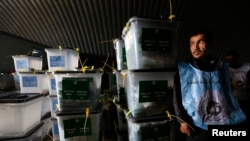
<box><xmin>189</xmin><ymin>29</ymin><xmax>214</xmax><ymax>44</ymax></box>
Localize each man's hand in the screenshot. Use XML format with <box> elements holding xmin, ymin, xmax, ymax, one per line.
<box><xmin>180</xmin><ymin>122</ymin><xmax>192</xmax><ymax>136</ymax></box>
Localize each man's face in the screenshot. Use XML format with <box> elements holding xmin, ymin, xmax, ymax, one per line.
<box><xmin>189</xmin><ymin>34</ymin><xmax>209</xmax><ymax>59</ymax></box>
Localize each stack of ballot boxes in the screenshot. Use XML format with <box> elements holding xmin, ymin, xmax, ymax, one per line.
<box><xmin>120</xmin><ymin>17</ymin><xmax>180</xmax><ymax>141</ymax></box>
<box><xmin>113</xmin><ymin>38</ymin><xmax>127</xmax><ymax>104</ymax></box>
<box><xmin>12</xmin><ymin>55</ymin><xmax>49</xmax><ymax>112</ymax></box>
<box><xmin>11</xmin><ymin>55</ymin><xmax>50</xmax><ymax>119</ymax></box>
<box><xmin>0</xmin><ymin>55</ymin><xmax>48</xmax><ymax>140</ymax></box>
<box><xmin>113</xmin><ymin>38</ymin><xmax>129</xmax><ymax>140</ymax></box>
<box><xmin>11</xmin><ymin>55</ymin><xmax>48</xmax><ymax>96</ymax></box>
<box><xmin>46</xmin><ymin>72</ymin><xmax>59</xmax><ymax>141</ymax></box>
<box><xmin>45</xmin><ymin>48</ymin><xmax>103</xmax><ymax>141</ymax></box>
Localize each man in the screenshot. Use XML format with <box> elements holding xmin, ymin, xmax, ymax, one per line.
<box><xmin>173</xmin><ymin>30</ymin><xmax>246</xmax><ymax>141</ymax></box>
<box><xmin>224</xmin><ymin>50</ymin><xmax>250</xmax><ymax>129</ymax></box>
<box><xmin>224</xmin><ymin>50</ymin><xmax>250</xmax><ymax>101</ymax></box>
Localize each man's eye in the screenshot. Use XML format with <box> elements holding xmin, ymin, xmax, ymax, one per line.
<box><xmin>199</xmin><ymin>40</ymin><xmax>206</xmax><ymax>44</ymax></box>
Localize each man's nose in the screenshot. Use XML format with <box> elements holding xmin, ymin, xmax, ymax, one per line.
<box><xmin>194</xmin><ymin>43</ymin><xmax>200</xmax><ymax>49</ymax></box>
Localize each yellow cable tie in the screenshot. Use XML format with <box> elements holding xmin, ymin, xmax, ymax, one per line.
<box><xmin>75</xmin><ymin>49</ymin><xmax>83</xmax><ymax>69</ymax></box>
<box><xmin>47</xmin><ymin>129</ymin><xmax>54</xmax><ymax>141</ymax></box>
<box><xmin>18</xmin><ymin>54</ymin><xmax>26</xmax><ymax>57</ymax></box>
<box><xmin>125</xmin><ymin>110</ymin><xmax>132</xmax><ymax>118</ymax></box>
<box><xmin>84</xmin><ymin>108</ymin><xmax>90</xmax><ymax>132</ymax></box>
<box><xmin>47</xmin><ymin>132</ymin><xmax>54</xmax><ymax>141</ymax></box>
<box><xmin>76</xmin><ymin>51</ymin><xmax>91</xmax><ymax>72</ymax></box>
<box><xmin>110</xmin><ymin>96</ymin><xmax>122</xmax><ymax>111</ymax></box>
<box><xmin>168</xmin><ymin>0</ymin><xmax>176</xmax><ymax>22</ymax></box>
<box><xmin>99</xmin><ymin>68</ymin><xmax>104</xmax><ymax>72</ymax></box>
<box><xmin>101</xmin><ymin>54</ymin><xmax>109</xmax><ymax>70</ymax></box>
<box><xmin>121</xmin><ymin>73</ymin><xmax>127</xmax><ymax>87</ymax></box>
<box><xmin>100</xmin><ymin>61</ymin><xmax>116</xmax><ymax>71</ymax></box>
<box><xmin>112</xmin><ymin>39</ymin><xmax>116</xmax><ymax>45</ymax></box>
<box><xmin>86</xmin><ymin>108</ymin><xmax>90</xmax><ymax>118</ymax></box>
<box><xmin>58</xmin><ymin>45</ymin><xmax>63</xmax><ymax>57</ymax></box>
<box><xmin>55</xmin><ymin>104</ymin><xmax>60</xmax><ymax>111</ymax></box>
<box><xmin>124</xmin><ymin>22</ymin><xmax>130</xmax><ymax>34</ymax></box>
<box><xmin>168</xmin><ymin>15</ymin><xmax>176</xmax><ymax>21</ymax></box>
<box><xmin>80</xmin><ymin>65</ymin><xmax>94</xmax><ymax>73</ymax></box>
<box><xmin>58</xmin><ymin>45</ymin><xmax>63</xmax><ymax>50</ymax></box>
<box><xmin>83</xmin><ymin>58</ymin><xmax>89</xmax><ymax>65</ymax></box>
<box><xmin>75</xmin><ymin>47</ymin><xmax>80</xmax><ymax>53</ymax></box>
<box><xmin>98</xmin><ymin>39</ymin><xmax>113</xmax><ymax>44</ymax></box>
<box><xmin>166</xmin><ymin>111</ymin><xmax>172</xmax><ymax>121</ymax></box>
<box><xmin>81</xmin><ymin>66</ymin><xmax>88</xmax><ymax>73</ymax></box>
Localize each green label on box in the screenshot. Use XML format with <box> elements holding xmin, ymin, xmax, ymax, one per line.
<box><xmin>62</xmin><ymin>78</ymin><xmax>90</xmax><ymax>100</ymax></box>
<box><xmin>141</xmin><ymin>28</ymin><xmax>172</xmax><ymax>52</ymax></box>
<box><xmin>139</xmin><ymin>80</ymin><xmax>168</xmax><ymax>102</ymax></box>
<box><xmin>141</xmin><ymin>123</ymin><xmax>171</xmax><ymax>141</ymax></box>
<box><xmin>63</xmin><ymin>118</ymin><xmax>92</xmax><ymax>138</ymax></box>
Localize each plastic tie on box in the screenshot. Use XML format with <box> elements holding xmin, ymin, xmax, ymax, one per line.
<box><xmin>84</xmin><ymin>108</ymin><xmax>90</xmax><ymax>133</ymax></box>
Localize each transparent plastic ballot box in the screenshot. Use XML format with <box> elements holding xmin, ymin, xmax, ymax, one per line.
<box><xmin>0</xmin><ymin>122</ymin><xmax>44</xmax><ymax>141</ymax></box>
<box><xmin>124</xmin><ymin>68</ymin><xmax>175</xmax><ymax>118</ymax></box>
<box><xmin>18</xmin><ymin>71</ymin><xmax>49</xmax><ymax>94</ymax></box>
<box><xmin>121</xmin><ymin>17</ymin><xmax>180</xmax><ymax>70</ymax></box>
<box><xmin>0</xmin><ymin>92</ymin><xmax>43</xmax><ymax>137</ymax></box>
<box><xmin>45</xmin><ymin>48</ymin><xmax>79</xmax><ymax>72</ymax></box>
<box><xmin>55</xmin><ymin>109</ymin><xmax>102</xmax><ymax>141</ymax></box>
<box><xmin>113</xmin><ymin>38</ymin><xmax>127</xmax><ymax>70</ymax></box>
<box><xmin>53</xmin><ymin>70</ymin><xmax>103</xmax><ymax>112</ymax></box>
<box><xmin>12</xmin><ymin>55</ymin><xmax>43</xmax><ymax>72</ymax></box>
<box><xmin>126</xmin><ymin>114</ymin><xmax>175</xmax><ymax>141</ymax></box>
